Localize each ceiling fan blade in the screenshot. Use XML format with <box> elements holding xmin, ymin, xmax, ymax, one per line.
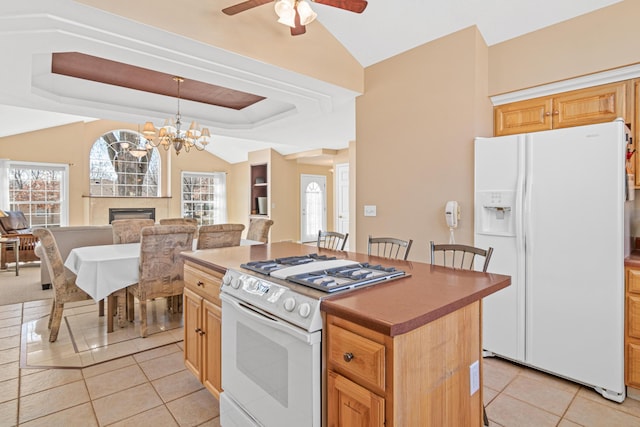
<box><xmin>222</xmin><ymin>0</ymin><xmax>272</xmax><ymax>16</ymax></box>
<box><xmin>313</xmin><ymin>0</ymin><xmax>368</xmax><ymax>13</ymax></box>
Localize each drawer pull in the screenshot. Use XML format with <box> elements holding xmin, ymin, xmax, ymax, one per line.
<box><xmin>197</xmin><ymin>281</ymin><xmax>205</xmax><ymax>287</ymax></box>
<box><xmin>195</xmin><ymin>328</ymin><xmax>202</xmax><ymax>333</ymax></box>
<box><xmin>343</xmin><ymin>352</ymin><xmax>354</xmax><ymax>363</ymax></box>
<box><xmin>199</xmin><ymin>329</ymin><xmax>206</xmax><ymax>336</ymax></box>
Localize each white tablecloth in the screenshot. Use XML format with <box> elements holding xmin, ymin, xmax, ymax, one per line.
<box><xmin>64</xmin><ymin>243</ymin><xmax>140</xmax><ymax>301</ymax></box>
<box><xmin>64</xmin><ymin>239</ymin><xmax>264</xmax><ymax>301</ymax></box>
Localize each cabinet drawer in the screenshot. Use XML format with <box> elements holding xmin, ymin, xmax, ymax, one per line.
<box><xmin>629</xmin><ymin>268</ymin><xmax>640</xmax><ymax>294</ymax></box>
<box><xmin>627</xmin><ymin>341</ymin><xmax>640</xmax><ymax>388</ymax></box>
<box><xmin>184</xmin><ymin>264</ymin><xmax>223</xmax><ymax>305</ymax></box>
<box><xmin>328</xmin><ymin>324</ymin><xmax>385</xmax><ymax>391</ymax></box>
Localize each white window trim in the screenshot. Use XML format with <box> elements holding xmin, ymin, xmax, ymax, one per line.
<box><xmin>181</xmin><ymin>171</ymin><xmax>228</xmax><ymax>224</ymax></box>
<box><xmin>2</xmin><ymin>159</ymin><xmax>70</xmax><ymax>226</ymax></box>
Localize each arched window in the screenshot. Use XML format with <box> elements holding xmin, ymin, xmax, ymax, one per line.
<box><xmin>89</xmin><ymin>129</ymin><xmax>160</xmax><ymax>197</ymax></box>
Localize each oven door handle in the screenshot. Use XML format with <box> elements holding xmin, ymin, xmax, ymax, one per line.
<box><xmin>220</xmin><ymin>293</ymin><xmax>318</xmax><ymax>344</ymax></box>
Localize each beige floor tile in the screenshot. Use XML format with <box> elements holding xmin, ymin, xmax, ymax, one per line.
<box><xmin>139</xmin><ymin>351</ymin><xmax>185</xmax><ymax>381</ymax></box>
<box><xmin>487</xmin><ymin>394</ymin><xmax>560</xmax><ymax>427</ymax></box>
<box><xmin>19</xmin><ymin>380</ymin><xmax>90</xmax><ymax>424</ymax></box>
<box><xmin>20</xmin><ymin>367</ymin><xmax>84</xmax><ymax>396</ymax></box>
<box><xmin>197</xmin><ymin>417</ymin><xmax>221</xmax><ymax>427</ymax></box>
<box><xmin>152</xmin><ymin>370</ymin><xmax>204</xmax><ymax>403</ymax></box>
<box><xmin>133</xmin><ymin>343</ymin><xmax>182</xmax><ymax>364</ymax></box>
<box><xmin>564</xmin><ymin>395</ymin><xmax>640</xmax><ymax>426</ymax></box>
<box><xmin>0</xmin><ymin>325</ymin><xmax>20</xmax><ymax>339</ymax></box>
<box><xmin>92</xmin><ymin>382</ymin><xmax>163</xmax><ymax>426</ymax></box>
<box><xmin>82</xmin><ymin>355</ymin><xmax>136</xmax><ymax>379</ymax></box>
<box><xmin>19</xmin><ymin>402</ymin><xmax>98</xmax><ymax>427</ymax></box>
<box><xmin>0</xmin><ymin>334</ymin><xmax>20</xmax><ymax>351</ymax></box>
<box><xmin>107</xmin><ymin>405</ymin><xmax>179</xmax><ymax>427</ymax></box>
<box><xmin>166</xmin><ymin>389</ymin><xmax>220</xmax><ymax>426</ymax></box>
<box><xmin>577</xmin><ymin>387</ymin><xmax>640</xmax><ymax>418</ymax></box>
<box><xmin>0</xmin><ymin>348</ymin><xmax>18</xmax><ymax>365</ymax></box>
<box><xmin>0</xmin><ymin>378</ymin><xmax>18</xmax><ymax>404</ymax></box>
<box><xmin>20</xmin><ymin>367</ymin><xmax>47</xmax><ymax>377</ymax></box>
<box><xmin>502</xmin><ymin>375</ymin><xmax>576</xmax><ymax>416</ymax></box>
<box><xmin>518</xmin><ymin>366</ymin><xmax>581</xmax><ymax>395</ymax></box>
<box><xmin>85</xmin><ymin>364</ymin><xmax>148</xmax><ymax>400</ymax></box>
<box><xmin>0</xmin><ymin>398</ymin><xmax>17</xmax><ymax>426</ymax></box>
<box><xmin>483</xmin><ymin>357</ymin><xmax>522</xmax><ymax>392</ymax></box>
<box><xmin>558</xmin><ymin>419</ymin><xmax>583</xmax><ymax>427</ymax></box>
<box><xmin>0</xmin><ymin>361</ymin><xmax>19</xmax><ymax>382</ymax></box>
<box><xmin>484</xmin><ymin>386</ymin><xmax>499</xmax><ymax>405</ymax></box>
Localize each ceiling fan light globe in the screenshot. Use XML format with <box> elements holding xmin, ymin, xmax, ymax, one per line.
<box><xmin>297</xmin><ymin>1</ymin><xmax>317</xmax><ymax>25</ymax></box>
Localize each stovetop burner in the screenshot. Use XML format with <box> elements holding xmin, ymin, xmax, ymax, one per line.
<box><xmin>241</xmin><ymin>254</ymin><xmax>338</xmax><ymax>275</ymax></box>
<box><xmin>287</xmin><ymin>262</ymin><xmax>406</xmax><ymax>292</ymax></box>
<box><xmin>241</xmin><ymin>254</ymin><xmax>408</xmax><ymax>293</ymax></box>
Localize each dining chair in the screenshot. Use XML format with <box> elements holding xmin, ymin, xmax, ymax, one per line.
<box><xmin>197</xmin><ymin>223</ymin><xmax>245</xmax><ymax>249</ymax></box>
<box><xmin>159</xmin><ymin>217</ymin><xmax>199</xmax><ymax>238</ymax></box>
<box><xmin>111</xmin><ymin>218</ymin><xmax>156</xmax><ymax>244</ymax></box>
<box><xmin>429</xmin><ymin>241</ymin><xmax>494</xmax><ymax>273</ymax></box>
<box><xmin>126</xmin><ymin>224</ymin><xmax>196</xmax><ymax>337</ymax></box>
<box><xmin>429</xmin><ymin>240</ymin><xmax>493</xmax><ymax>426</ymax></box>
<box><xmin>317</xmin><ymin>230</ymin><xmax>348</xmax><ymax>251</ymax></box>
<box><xmin>33</xmin><ymin>228</ymin><xmax>94</xmax><ymax>342</ymax></box>
<box><xmin>367</xmin><ymin>235</ymin><xmax>413</xmax><ymax>260</ymax></box>
<box><xmin>246</xmin><ymin>218</ymin><xmax>274</xmax><ymax>243</ymax></box>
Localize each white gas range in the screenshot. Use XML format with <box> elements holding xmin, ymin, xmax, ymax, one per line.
<box><xmin>219</xmin><ymin>253</ymin><xmax>408</xmax><ymax>427</ymax></box>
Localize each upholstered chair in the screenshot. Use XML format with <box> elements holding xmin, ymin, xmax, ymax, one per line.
<box><xmin>197</xmin><ymin>224</ymin><xmax>245</xmax><ymax>249</ymax></box>
<box><xmin>159</xmin><ymin>218</ymin><xmax>199</xmax><ymax>238</ymax></box>
<box><xmin>126</xmin><ymin>224</ymin><xmax>196</xmax><ymax>337</ymax></box>
<box><xmin>111</xmin><ymin>219</ymin><xmax>155</xmax><ymax>244</ymax></box>
<box><xmin>33</xmin><ymin>228</ymin><xmax>93</xmax><ymax>342</ymax></box>
<box><xmin>246</xmin><ymin>218</ymin><xmax>274</xmax><ymax>243</ymax></box>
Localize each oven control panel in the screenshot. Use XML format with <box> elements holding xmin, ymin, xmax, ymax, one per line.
<box><xmin>221</xmin><ymin>269</ymin><xmax>322</xmax><ymax>332</ymax></box>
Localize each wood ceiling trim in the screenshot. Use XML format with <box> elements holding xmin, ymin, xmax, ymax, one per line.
<box><xmin>51</xmin><ymin>52</ymin><xmax>265</xmax><ymax>110</ymax></box>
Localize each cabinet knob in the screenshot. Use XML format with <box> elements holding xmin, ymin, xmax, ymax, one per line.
<box><xmin>343</xmin><ymin>352</ymin><xmax>354</xmax><ymax>363</ymax></box>
<box><xmin>199</xmin><ymin>330</ymin><xmax>205</xmax><ymax>336</ymax></box>
<box><xmin>197</xmin><ymin>281</ymin><xmax>204</xmax><ymax>287</ymax></box>
<box><xmin>553</xmin><ymin>110</ymin><xmax>559</xmax><ymax>115</ymax></box>
<box><xmin>545</xmin><ymin>111</ymin><xmax>551</xmax><ymax>116</ymax></box>
<box><xmin>195</xmin><ymin>328</ymin><xmax>202</xmax><ymax>333</ymax></box>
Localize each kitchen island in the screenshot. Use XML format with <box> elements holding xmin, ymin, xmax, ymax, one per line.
<box><xmin>181</xmin><ymin>242</ymin><xmax>510</xmax><ymax>427</ymax></box>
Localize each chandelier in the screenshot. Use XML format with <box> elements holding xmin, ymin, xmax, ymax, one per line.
<box><xmin>274</xmin><ymin>0</ymin><xmax>317</xmax><ymax>28</ymax></box>
<box><xmin>142</xmin><ymin>76</ymin><xmax>211</xmax><ymax>156</ymax></box>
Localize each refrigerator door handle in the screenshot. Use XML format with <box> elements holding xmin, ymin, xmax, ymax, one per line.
<box><xmin>516</xmin><ymin>135</ymin><xmax>528</xmax><ymax>360</ymax></box>
<box><xmin>523</xmin><ymin>134</ymin><xmax>535</xmax><ymax>361</ymax></box>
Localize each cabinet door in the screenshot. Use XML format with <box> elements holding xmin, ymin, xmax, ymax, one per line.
<box><xmin>183</xmin><ymin>288</ymin><xmax>203</xmax><ymax>379</ymax></box>
<box><xmin>202</xmin><ymin>299</ymin><xmax>222</xmax><ymax>399</ymax></box>
<box><xmin>494</xmin><ymin>97</ymin><xmax>553</xmax><ymax>136</ymax></box>
<box><xmin>553</xmin><ymin>82</ymin><xmax>626</xmax><ymax>129</ymax></box>
<box><xmin>628</xmin><ymin>294</ymin><xmax>640</xmax><ymax>340</ymax></box>
<box><xmin>327</xmin><ymin>371</ymin><xmax>384</xmax><ymax>427</ymax></box>
<box><xmin>627</xmin><ymin>341</ymin><xmax>640</xmax><ymax>388</ymax></box>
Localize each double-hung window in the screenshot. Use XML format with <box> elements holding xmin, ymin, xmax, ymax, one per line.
<box><xmin>0</xmin><ymin>160</ymin><xmax>69</xmax><ymax>227</ymax></box>
<box><xmin>181</xmin><ymin>172</ymin><xmax>227</xmax><ymax>225</ymax></box>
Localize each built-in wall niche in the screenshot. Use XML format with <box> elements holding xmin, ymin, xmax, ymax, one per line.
<box><xmin>250</xmin><ymin>163</ymin><xmax>268</xmax><ymax>216</ymax></box>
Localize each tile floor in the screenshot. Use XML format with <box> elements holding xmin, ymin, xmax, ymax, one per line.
<box><xmin>2</xmin><ymin>297</ymin><xmax>640</xmax><ymax>425</ymax></box>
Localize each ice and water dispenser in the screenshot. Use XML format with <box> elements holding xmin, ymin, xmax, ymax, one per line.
<box><xmin>476</xmin><ymin>191</ymin><xmax>515</xmax><ymax>236</ymax></box>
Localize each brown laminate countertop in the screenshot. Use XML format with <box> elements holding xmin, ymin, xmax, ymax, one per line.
<box><xmin>181</xmin><ymin>242</ymin><xmax>511</xmax><ymax>337</ymax></box>
<box><xmin>625</xmin><ymin>250</ymin><xmax>640</xmax><ymax>268</ymax></box>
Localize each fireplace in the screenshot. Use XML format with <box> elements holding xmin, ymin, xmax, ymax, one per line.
<box><xmin>108</xmin><ymin>208</ymin><xmax>156</xmax><ymax>223</ymax></box>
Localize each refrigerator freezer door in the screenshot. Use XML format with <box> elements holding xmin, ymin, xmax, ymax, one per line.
<box><xmin>474</xmin><ymin>135</ymin><xmax>526</xmax><ymax>361</ymax></box>
<box><xmin>524</xmin><ymin>121</ymin><xmax>626</xmax><ymax>398</ymax></box>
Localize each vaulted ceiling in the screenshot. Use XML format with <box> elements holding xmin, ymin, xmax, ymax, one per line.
<box><xmin>0</xmin><ymin>0</ymin><xmax>621</xmax><ymax>163</ymax></box>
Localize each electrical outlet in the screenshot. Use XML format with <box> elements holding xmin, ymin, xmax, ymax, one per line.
<box><xmin>469</xmin><ymin>360</ymin><xmax>480</xmax><ymax>395</ymax></box>
<box><xmin>364</xmin><ymin>205</ymin><xmax>377</xmax><ymax>216</ymax></box>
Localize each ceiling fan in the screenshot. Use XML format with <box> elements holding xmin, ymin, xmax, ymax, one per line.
<box><xmin>222</xmin><ymin>0</ymin><xmax>368</xmax><ymax>36</ymax></box>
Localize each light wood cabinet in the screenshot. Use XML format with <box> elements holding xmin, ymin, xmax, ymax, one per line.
<box><xmin>626</xmin><ymin>267</ymin><xmax>640</xmax><ymax>388</ymax></box>
<box><xmin>494</xmin><ymin>81</ymin><xmax>628</xmax><ymax>136</ymax></box>
<box><xmin>325</xmin><ymin>301</ymin><xmax>483</xmax><ymax>426</ymax></box>
<box><xmin>183</xmin><ymin>262</ymin><xmax>223</xmax><ymax>399</ymax></box>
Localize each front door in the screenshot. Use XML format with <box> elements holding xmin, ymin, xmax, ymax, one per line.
<box><xmin>300</xmin><ymin>174</ymin><xmax>326</xmax><ymax>243</ymax></box>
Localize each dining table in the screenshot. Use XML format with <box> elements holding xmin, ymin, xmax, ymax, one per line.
<box><xmin>63</xmin><ymin>238</ymin><xmax>264</xmax><ymax>332</ymax></box>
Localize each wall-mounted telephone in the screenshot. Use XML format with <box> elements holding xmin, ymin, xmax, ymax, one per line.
<box><xmin>445</xmin><ymin>201</ymin><xmax>460</xmax><ymax>229</ymax></box>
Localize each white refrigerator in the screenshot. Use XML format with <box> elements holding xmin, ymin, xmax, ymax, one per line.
<box><xmin>474</xmin><ymin>119</ymin><xmax>633</xmax><ymax>403</ymax></box>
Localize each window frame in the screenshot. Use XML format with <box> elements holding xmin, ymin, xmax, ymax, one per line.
<box><xmin>181</xmin><ymin>171</ymin><xmax>228</xmax><ymax>226</ymax></box>
<box><xmin>1</xmin><ymin>160</ymin><xmax>70</xmax><ymax>227</ymax></box>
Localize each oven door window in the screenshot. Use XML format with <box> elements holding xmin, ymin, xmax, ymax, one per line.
<box><xmin>221</xmin><ymin>294</ymin><xmax>321</xmax><ymax>427</ymax></box>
